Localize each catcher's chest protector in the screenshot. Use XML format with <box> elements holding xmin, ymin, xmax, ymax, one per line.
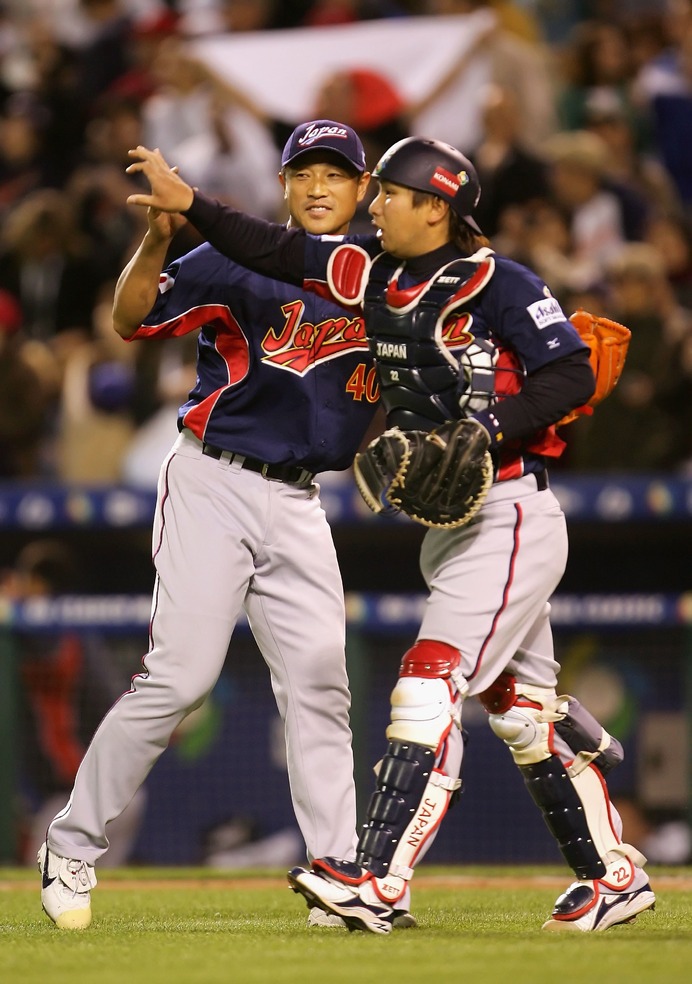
<box><xmin>363</xmin><ymin>254</ymin><xmax>495</xmax><ymax>430</ymax></box>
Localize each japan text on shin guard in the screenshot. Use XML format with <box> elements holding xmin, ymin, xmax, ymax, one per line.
<box><xmin>482</xmin><ymin>672</ymin><xmax>646</xmax><ymax>883</ymax></box>
<box><xmin>355</xmin><ymin>640</ymin><xmax>468</xmax><ymax>905</ymax></box>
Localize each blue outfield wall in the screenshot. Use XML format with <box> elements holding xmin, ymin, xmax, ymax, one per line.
<box><xmin>0</xmin><ymin>474</ymin><xmax>691</xmax><ymax>530</ymax></box>
<box><xmin>1</xmin><ymin>472</ymin><xmax>690</xmax><ymax>865</ymax></box>
<box><xmin>1</xmin><ymin>592</ymin><xmax>690</xmax><ymax>866</ymax></box>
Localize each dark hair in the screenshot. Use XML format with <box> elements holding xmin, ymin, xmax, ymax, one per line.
<box><xmin>410</xmin><ymin>189</ymin><xmax>489</xmax><ymax>253</ymax></box>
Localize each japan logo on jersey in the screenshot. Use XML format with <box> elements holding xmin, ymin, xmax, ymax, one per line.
<box><xmin>261</xmin><ymin>299</ymin><xmax>368</xmax><ymax>375</ymax></box>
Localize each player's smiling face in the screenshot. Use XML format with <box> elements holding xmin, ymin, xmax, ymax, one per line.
<box><xmin>369</xmin><ymin>180</ymin><xmax>447</xmax><ymax>258</ymax></box>
<box><xmin>281</xmin><ymin>151</ymin><xmax>370</xmax><ymax>236</ymax></box>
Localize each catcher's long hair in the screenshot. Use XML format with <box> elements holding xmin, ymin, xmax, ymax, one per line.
<box><xmin>448</xmin><ymin>209</ymin><xmax>490</xmax><ymax>254</ymax></box>
<box><xmin>411</xmin><ymin>190</ymin><xmax>490</xmax><ymax>255</ymax></box>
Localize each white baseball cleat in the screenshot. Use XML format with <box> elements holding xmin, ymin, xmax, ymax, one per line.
<box><xmin>288</xmin><ymin>861</ymin><xmax>395</xmax><ymax>935</ymax></box>
<box><xmin>542</xmin><ymin>868</ymin><xmax>655</xmax><ymax>932</ymax></box>
<box><xmin>307</xmin><ymin>907</ymin><xmax>346</xmax><ymax>928</ymax></box>
<box><xmin>392</xmin><ymin>909</ymin><xmax>418</xmax><ymax>929</ymax></box>
<box><xmin>306</xmin><ymin>903</ymin><xmax>416</xmax><ymax>930</ymax></box>
<box><xmin>38</xmin><ymin>842</ymin><xmax>97</xmax><ymax>930</ymax></box>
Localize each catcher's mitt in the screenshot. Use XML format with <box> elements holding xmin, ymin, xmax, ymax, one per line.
<box><xmin>354</xmin><ymin>418</ymin><xmax>493</xmax><ymax>529</ymax></box>
<box><xmin>557</xmin><ymin>309</ymin><xmax>631</xmax><ymax>427</ymax></box>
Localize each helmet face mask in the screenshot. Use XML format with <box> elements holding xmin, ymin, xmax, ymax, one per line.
<box><xmin>374</xmin><ymin>137</ymin><xmax>482</xmax><ymax>234</ymax></box>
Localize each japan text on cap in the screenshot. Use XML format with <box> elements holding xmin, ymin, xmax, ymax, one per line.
<box><xmin>282</xmin><ymin>120</ymin><xmax>366</xmax><ymax>172</ymax></box>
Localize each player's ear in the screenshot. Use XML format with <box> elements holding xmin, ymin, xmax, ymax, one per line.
<box><xmin>278</xmin><ymin>171</ymin><xmax>287</xmax><ymax>197</ymax></box>
<box><xmin>429</xmin><ymin>195</ymin><xmax>450</xmax><ymax>228</ymax></box>
<box><xmin>356</xmin><ymin>171</ymin><xmax>372</xmax><ymax>203</ymax></box>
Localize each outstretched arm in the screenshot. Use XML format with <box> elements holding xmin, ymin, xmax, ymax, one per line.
<box><xmin>126</xmin><ymin>145</ymin><xmax>306</xmax><ymax>283</ymax></box>
<box><xmin>113</xmin><ymin>205</ymin><xmax>186</xmax><ymax>339</ymax></box>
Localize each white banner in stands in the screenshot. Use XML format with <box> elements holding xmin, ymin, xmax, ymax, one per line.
<box><xmin>192</xmin><ymin>10</ymin><xmax>495</xmax><ymax>154</ymax></box>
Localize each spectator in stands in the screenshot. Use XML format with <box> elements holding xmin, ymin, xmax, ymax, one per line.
<box><xmin>640</xmin><ymin>19</ymin><xmax>692</xmax><ymax>210</ymax></box>
<box><xmin>416</xmin><ymin>0</ymin><xmax>558</xmax><ymax>153</ymax></box>
<box><xmin>0</xmin><ymin>288</ymin><xmax>57</xmax><ymax>478</ymax></box>
<box><xmin>121</xmin><ymin>331</ymin><xmax>199</xmax><ymax>488</ymax></box>
<box><xmin>67</xmin><ymin>95</ymin><xmax>152</xmax><ymax>281</ymax></box>
<box><xmin>541</xmin><ymin>129</ymin><xmax>628</xmax><ymax>293</ymax></box>
<box><xmin>626</xmin><ymin>6</ymin><xmax>671</xmax><ymax>85</ymax></box>
<box><xmin>469</xmin><ymin>82</ymin><xmax>550</xmax><ymax>238</ymax></box>
<box><xmin>19</xmin><ymin>18</ymin><xmax>88</xmax><ymax>188</ymax></box>
<box><xmin>555</xmin><ymin>17</ymin><xmax>649</xmax><ymax>150</ymax></box>
<box><xmin>632</xmin><ymin>0</ymin><xmax>692</xmax><ymax>104</ymax></box>
<box><xmin>72</xmin><ymin>0</ymin><xmax>135</xmax><ymax>106</ymax></box>
<box><xmin>105</xmin><ymin>8</ymin><xmax>181</xmax><ymax>105</ymax></box>
<box><xmin>645</xmin><ymin>211</ymin><xmax>692</xmax><ymax>309</ymax></box>
<box><xmin>0</xmin><ymin>188</ymin><xmax>107</xmax><ymax>379</ymax></box>
<box><xmin>567</xmin><ymin>242</ymin><xmax>692</xmax><ymax>473</ymax></box>
<box><xmin>0</xmin><ymin>94</ymin><xmax>48</xmax><ymax>215</ymax></box>
<box><xmin>493</xmin><ymin>197</ymin><xmax>582</xmax><ymax>308</ymax></box>
<box><xmin>54</xmin><ymin>280</ymin><xmax>138</xmax><ymax>483</ymax></box>
<box><xmin>582</xmin><ymin>86</ymin><xmax>681</xmax><ymax>233</ymax></box>
<box><xmin>312</xmin><ymin>66</ymin><xmax>408</xmax><ymax>164</ymax></box>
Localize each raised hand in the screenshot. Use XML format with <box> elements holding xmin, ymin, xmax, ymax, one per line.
<box><xmin>125</xmin><ymin>146</ymin><xmax>195</xmax><ymax>213</ymax></box>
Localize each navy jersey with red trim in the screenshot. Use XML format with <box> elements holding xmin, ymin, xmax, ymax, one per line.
<box><xmin>130</xmin><ymin>242</ymin><xmax>379</xmax><ymax>473</ymax></box>
<box><xmin>303</xmin><ymin>235</ymin><xmax>590</xmax><ymax>478</ymax></box>
<box><xmin>304</xmin><ymin>236</ymin><xmax>584</xmax><ymax>375</ymax></box>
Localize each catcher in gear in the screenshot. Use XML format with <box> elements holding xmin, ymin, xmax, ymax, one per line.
<box><xmin>125</xmin><ymin>135</ymin><xmax>654</xmax><ymax>935</ymax></box>
<box><xmin>355</xmin><ymin>309</ymin><xmax>630</xmax><ymax>529</ymax></box>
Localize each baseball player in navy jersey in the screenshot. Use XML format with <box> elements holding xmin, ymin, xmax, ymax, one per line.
<box><xmin>121</xmin><ymin>136</ymin><xmax>657</xmax><ymax>935</ymax></box>
<box><xmin>37</xmin><ymin>119</ymin><xmax>420</xmax><ymax>932</ymax></box>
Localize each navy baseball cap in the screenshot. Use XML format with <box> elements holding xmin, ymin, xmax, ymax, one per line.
<box><xmin>281</xmin><ymin>119</ymin><xmax>366</xmax><ymax>173</ymax></box>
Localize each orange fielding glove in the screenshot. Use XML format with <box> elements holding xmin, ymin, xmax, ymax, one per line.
<box><xmin>557</xmin><ymin>309</ymin><xmax>631</xmax><ymax>427</ymax></box>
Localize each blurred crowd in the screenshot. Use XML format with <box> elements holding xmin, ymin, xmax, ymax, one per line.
<box><xmin>2</xmin><ymin>0</ymin><xmax>691</xmax><ymax>869</ymax></box>
<box><xmin>1</xmin><ymin>0</ymin><xmax>692</xmax><ymax>481</ymax></box>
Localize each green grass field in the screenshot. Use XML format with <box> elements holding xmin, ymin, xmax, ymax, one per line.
<box><xmin>1</xmin><ymin>866</ymin><xmax>690</xmax><ymax>984</ymax></box>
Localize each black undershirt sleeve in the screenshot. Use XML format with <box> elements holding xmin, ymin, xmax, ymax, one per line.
<box><xmin>474</xmin><ymin>348</ymin><xmax>596</xmax><ymax>446</ymax></box>
<box><xmin>184</xmin><ymin>191</ymin><xmax>306</xmax><ymax>284</ymax></box>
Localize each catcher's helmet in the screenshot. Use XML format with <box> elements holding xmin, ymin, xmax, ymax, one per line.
<box><xmin>373</xmin><ymin>137</ymin><xmax>482</xmax><ymax>234</ymax></box>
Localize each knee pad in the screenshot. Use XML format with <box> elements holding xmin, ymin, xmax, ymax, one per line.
<box><xmin>487</xmin><ymin>683</ymin><xmax>623</xmax><ymax>777</ymax></box>
<box><xmin>487</xmin><ymin>684</ymin><xmax>565</xmax><ymax>765</ymax></box>
<box><xmin>387</xmin><ymin>639</ymin><xmax>467</xmax><ymax>750</ymax></box>
<box><xmin>387</xmin><ymin>677</ymin><xmax>457</xmax><ymax>749</ymax></box>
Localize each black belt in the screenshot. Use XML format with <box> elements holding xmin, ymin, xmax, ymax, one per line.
<box><xmin>201</xmin><ymin>443</ymin><xmax>314</xmax><ymax>487</ymax></box>
<box><xmin>535</xmin><ymin>470</ymin><xmax>549</xmax><ymax>491</ymax></box>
